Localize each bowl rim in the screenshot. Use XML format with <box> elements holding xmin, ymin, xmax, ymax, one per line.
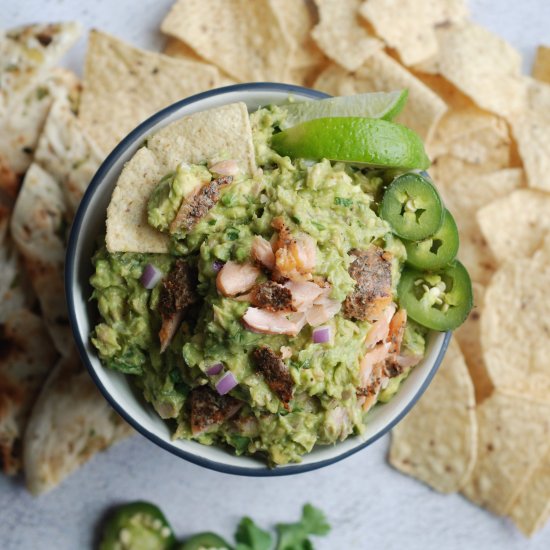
<box><xmin>66</xmin><ymin>82</ymin><xmax>451</xmax><ymax>477</ymax></box>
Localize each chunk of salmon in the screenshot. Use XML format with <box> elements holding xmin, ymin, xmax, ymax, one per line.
<box><xmin>272</xmin><ymin>217</ymin><xmax>317</xmax><ymax>280</ymax></box>
<box><xmin>159</xmin><ymin>310</ymin><xmax>183</xmax><ymax>354</ymax></box>
<box><xmin>384</xmin><ymin>308</ymin><xmax>408</xmax><ymax>378</ymax></box>
<box><xmin>250</xmin><ymin>281</ymin><xmax>293</xmax><ymax>312</ymax></box>
<box><xmin>359</xmin><ymin>342</ymin><xmax>391</xmax><ymax>387</ymax></box>
<box><xmin>343</xmin><ymin>246</ymin><xmax>393</xmax><ymax>322</ymax></box>
<box><xmin>251</xmin><ymin>235</ymin><xmax>275</xmax><ymax>270</ymax></box>
<box><xmin>284</xmin><ymin>280</ymin><xmax>325</xmax><ymax>311</ymax></box>
<box><xmin>251</xmin><ymin>345</ymin><xmax>294</xmax><ymax>408</ymax></box>
<box><xmin>242</xmin><ymin>307</ymin><xmax>300</xmax><ymax>336</ymax></box>
<box><xmin>170</xmin><ymin>175</ymin><xmax>232</xmax><ymax>233</ymax></box>
<box><xmin>189</xmin><ymin>386</ymin><xmax>243</xmax><ymax>435</ymax></box>
<box><xmin>216</xmin><ymin>261</ymin><xmax>260</xmax><ymax>297</ymax></box>
<box><xmin>364</xmin><ymin>303</ymin><xmax>397</xmax><ymax>349</ymax></box>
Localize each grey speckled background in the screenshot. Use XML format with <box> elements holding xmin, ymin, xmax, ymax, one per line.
<box><xmin>2</xmin><ymin>1</ymin><xmax>550</xmax><ymax>548</ymax></box>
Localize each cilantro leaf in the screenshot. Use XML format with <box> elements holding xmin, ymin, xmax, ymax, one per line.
<box><xmin>275</xmin><ymin>504</ymin><xmax>330</xmax><ymax>550</ymax></box>
<box><xmin>235</xmin><ymin>517</ymin><xmax>273</xmax><ymax>550</ymax></box>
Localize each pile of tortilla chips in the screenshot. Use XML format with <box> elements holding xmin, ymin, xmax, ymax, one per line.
<box><xmin>1</xmin><ymin>3</ymin><xmax>549</xmax><ymax>530</ymax></box>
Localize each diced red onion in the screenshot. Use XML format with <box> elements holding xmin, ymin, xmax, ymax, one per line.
<box><xmin>312</xmin><ymin>325</ymin><xmax>331</xmax><ymax>344</ymax></box>
<box><xmin>212</xmin><ymin>260</ymin><xmax>225</xmax><ymax>273</ymax></box>
<box><xmin>140</xmin><ymin>263</ymin><xmax>163</xmax><ymax>289</ymax></box>
<box><xmin>206</xmin><ymin>362</ymin><xmax>224</xmax><ymax>376</ymax></box>
<box><xmin>215</xmin><ymin>371</ymin><xmax>238</xmax><ymax>395</ymax></box>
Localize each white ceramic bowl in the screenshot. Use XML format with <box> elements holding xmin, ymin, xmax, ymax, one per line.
<box><xmin>66</xmin><ymin>83</ymin><xmax>451</xmax><ymax>476</ymax></box>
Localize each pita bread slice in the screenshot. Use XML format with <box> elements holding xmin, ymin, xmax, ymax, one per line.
<box><xmin>161</xmin><ymin>0</ymin><xmax>294</xmax><ymax>82</ymax></box>
<box><xmin>79</xmin><ymin>30</ymin><xmax>219</xmax><ymax>154</ymax></box>
<box><xmin>106</xmin><ymin>102</ymin><xmax>256</xmax><ymax>253</ymax></box>
<box><xmin>0</xmin><ymin>22</ymin><xmax>82</xmax><ymax>117</ymax></box>
<box><xmin>0</xmin><ymin>309</ymin><xmax>58</xmax><ymax>475</ymax></box>
<box><xmin>10</xmin><ymin>164</ymin><xmax>71</xmax><ymax>355</ymax></box>
<box><xmin>35</xmin><ymin>94</ymin><xmax>104</xmax><ymax>216</ymax></box>
<box><xmin>23</xmin><ymin>350</ymin><xmax>132</xmax><ymax>495</ymax></box>
<box><xmin>0</xmin><ymin>68</ymin><xmax>81</xmax><ymax>200</ymax></box>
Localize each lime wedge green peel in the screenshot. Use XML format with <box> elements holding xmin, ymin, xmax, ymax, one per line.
<box><xmin>271</xmin><ymin>117</ymin><xmax>431</xmax><ymax>170</ymax></box>
<box><xmin>279</xmin><ymin>90</ymin><xmax>408</xmax><ymax>130</ymax></box>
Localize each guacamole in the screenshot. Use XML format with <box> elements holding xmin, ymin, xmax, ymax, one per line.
<box><xmin>91</xmin><ymin>104</ymin><xmax>430</xmax><ymax>466</ymax></box>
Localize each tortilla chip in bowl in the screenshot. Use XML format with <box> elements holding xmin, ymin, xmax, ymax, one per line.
<box><xmin>65</xmin><ymin>83</ymin><xmax>450</xmax><ymax>475</ymax></box>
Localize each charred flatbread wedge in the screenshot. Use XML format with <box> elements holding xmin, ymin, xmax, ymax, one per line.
<box><xmin>0</xmin><ymin>309</ymin><xmax>58</xmax><ymax>475</ymax></box>
<box><xmin>10</xmin><ymin>163</ymin><xmax>70</xmax><ymax>355</ymax></box>
<box><xmin>0</xmin><ymin>68</ymin><xmax>81</xmax><ymax>200</ymax></box>
<box><xmin>23</xmin><ymin>349</ymin><xmax>132</xmax><ymax>495</ymax></box>
<box><xmin>35</xmin><ymin>94</ymin><xmax>103</xmax><ymax>215</ymax></box>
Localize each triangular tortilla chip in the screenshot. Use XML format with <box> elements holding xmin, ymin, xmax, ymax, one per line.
<box><xmin>432</xmin><ymin>21</ymin><xmax>526</xmax><ymax>119</ymax></box>
<box><xmin>23</xmin><ymin>350</ymin><xmax>132</xmax><ymax>495</ymax></box>
<box><xmin>161</xmin><ymin>0</ymin><xmax>294</xmax><ymax>82</ymax></box>
<box><xmin>0</xmin><ymin>22</ymin><xmax>81</xmax><ymax>116</ymax></box>
<box><xmin>0</xmin><ymin>309</ymin><xmax>58</xmax><ymax>475</ymax></box>
<box><xmin>311</xmin><ymin>0</ymin><xmax>382</xmax><ymax>72</ymax></box>
<box><xmin>359</xmin><ymin>0</ymin><xmax>468</xmax><ymax>67</ymax></box>
<box><xmin>389</xmin><ymin>339</ymin><xmax>477</xmax><ymax>493</ymax></box>
<box><xmin>106</xmin><ymin>102</ymin><xmax>256</xmax><ymax>253</ymax></box>
<box><xmin>35</xmin><ymin>94</ymin><xmax>104</xmax><ymax>215</ymax></box>
<box><xmin>314</xmin><ymin>52</ymin><xmax>447</xmax><ymax>141</ymax></box>
<box><xmin>0</xmin><ymin>68</ymin><xmax>81</xmax><ymax>199</ymax></box>
<box><xmin>461</xmin><ymin>391</ymin><xmax>550</xmax><ymax>515</ymax></box>
<box><xmin>481</xmin><ymin>255</ymin><xmax>550</xmax><ymax>401</ymax></box>
<box><xmin>508</xmin><ymin>448</ymin><xmax>550</xmax><ymax>537</ymax></box>
<box><xmin>10</xmin><ymin>163</ymin><xmax>71</xmax><ymax>355</ymax></box>
<box><xmin>78</xmin><ymin>30</ymin><xmax>219</xmax><ymax>154</ymax></box>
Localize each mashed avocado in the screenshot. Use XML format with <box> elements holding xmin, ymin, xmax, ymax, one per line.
<box><xmin>91</xmin><ymin>105</ymin><xmax>427</xmax><ymax>466</ymax></box>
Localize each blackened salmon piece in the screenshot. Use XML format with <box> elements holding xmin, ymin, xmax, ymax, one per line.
<box><xmin>384</xmin><ymin>308</ymin><xmax>407</xmax><ymax>379</ymax></box>
<box><xmin>158</xmin><ymin>260</ymin><xmax>198</xmax><ymax>317</ymax></box>
<box><xmin>169</xmin><ymin>175</ymin><xmax>233</xmax><ymax>233</ymax></box>
<box><xmin>250</xmin><ymin>281</ymin><xmax>293</xmax><ymax>312</ymax></box>
<box><xmin>158</xmin><ymin>260</ymin><xmax>198</xmax><ymax>352</ymax></box>
<box><xmin>189</xmin><ymin>386</ymin><xmax>243</xmax><ymax>435</ymax></box>
<box><xmin>251</xmin><ymin>345</ymin><xmax>293</xmax><ymax>408</ymax></box>
<box><xmin>342</xmin><ymin>246</ymin><xmax>393</xmax><ymax>322</ymax></box>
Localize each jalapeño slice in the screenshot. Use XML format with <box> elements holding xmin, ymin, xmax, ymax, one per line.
<box><xmin>99</xmin><ymin>501</ymin><xmax>175</xmax><ymax>550</ymax></box>
<box><xmin>398</xmin><ymin>261</ymin><xmax>473</xmax><ymax>331</ymax></box>
<box><xmin>177</xmin><ymin>532</ymin><xmax>232</xmax><ymax>550</ymax></box>
<box><xmin>404</xmin><ymin>209</ymin><xmax>459</xmax><ymax>270</ymax></box>
<box><xmin>380</xmin><ymin>173</ymin><xmax>444</xmax><ymax>240</ymax></box>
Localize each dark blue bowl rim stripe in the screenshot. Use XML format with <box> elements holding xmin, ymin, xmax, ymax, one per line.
<box><xmin>65</xmin><ymin>82</ymin><xmax>451</xmax><ymax>477</ymax></box>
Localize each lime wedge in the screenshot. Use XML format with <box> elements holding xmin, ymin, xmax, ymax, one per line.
<box><xmin>279</xmin><ymin>90</ymin><xmax>408</xmax><ymax>130</ymax></box>
<box><xmin>271</xmin><ymin>117</ymin><xmax>431</xmax><ymax>170</ymax></box>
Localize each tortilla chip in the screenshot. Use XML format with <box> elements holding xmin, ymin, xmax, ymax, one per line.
<box><xmin>510</xmin><ymin>111</ymin><xmax>550</xmax><ymax>193</ymax></box>
<box><xmin>314</xmin><ymin>52</ymin><xmax>447</xmax><ymax>141</ymax></box>
<box><xmin>413</xmin><ymin>72</ymin><xmax>475</xmax><ymax>111</ymax></box>
<box><xmin>433</xmin><ymin>21</ymin><xmax>526</xmax><ymax>119</ymax></box>
<box><xmin>23</xmin><ymin>350</ymin><xmax>132</xmax><ymax>495</ymax></box>
<box><xmin>272</xmin><ymin>0</ymin><xmax>325</xmax><ymax>70</ymax></box>
<box><xmin>454</xmin><ymin>283</ymin><xmax>493</xmax><ymax>403</ymax></box>
<box><xmin>106</xmin><ymin>102</ymin><xmax>255</xmax><ymax>253</ymax></box>
<box><xmin>79</xmin><ymin>30</ymin><xmax>219</xmax><ymax>154</ymax></box>
<box><xmin>163</xmin><ymin>38</ymin><xmax>236</xmax><ymax>86</ymax></box>
<box><xmin>508</xmin><ymin>449</ymin><xmax>550</xmax><ymax>537</ymax></box>
<box><xmin>161</xmin><ymin>0</ymin><xmax>293</xmax><ymax>82</ymax></box>
<box><xmin>477</xmin><ymin>189</ymin><xmax>550</xmax><ymax>265</ymax></box>
<box><xmin>461</xmin><ymin>391</ymin><xmax>550</xmax><ymax>515</ymax></box>
<box><xmin>389</xmin><ymin>339</ymin><xmax>477</xmax><ymax>493</ymax></box>
<box><xmin>359</xmin><ymin>0</ymin><xmax>468</xmax><ymax>67</ymax></box>
<box><xmin>0</xmin><ymin>309</ymin><xmax>58</xmax><ymax>475</ymax></box>
<box><xmin>10</xmin><ymin>163</ymin><xmax>70</xmax><ymax>355</ymax></box>
<box><xmin>533</xmin><ymin>45</ymin><xmax>550</xmax><ymax>84</ymax></box>
<box><xmin>0</xmin><ymin>68</ymin><xmax>81</xmax><ymax>199</ymax></box>
<box><xmin>35</xmin><ymin>94</ymin><xmax>104</xmax><ymax>215</ymax></box>
<box><xmin>0</xmin><ymin>22</ymin><xmax>81</xmax><ymax>116</ymax></box>
<box><xmin>481</xmin><ymin>255</ymin><xmax>550</xmax><ymax>401</ymax></box>
<box><xmin>311</xmin><ymin>0</ymin><xmax>382</xmax><ymax>72</ymax></box>
<box><xmin>432</xmin><ymin>167</ymin><xmax>523</xmax><ymax>284</ymax></box>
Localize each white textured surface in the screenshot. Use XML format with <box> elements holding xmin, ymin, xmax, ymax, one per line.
<box><xmin>2</xmin><ymin>1</ymin><xmax>550</xmax><ymax>548</ymax></box>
